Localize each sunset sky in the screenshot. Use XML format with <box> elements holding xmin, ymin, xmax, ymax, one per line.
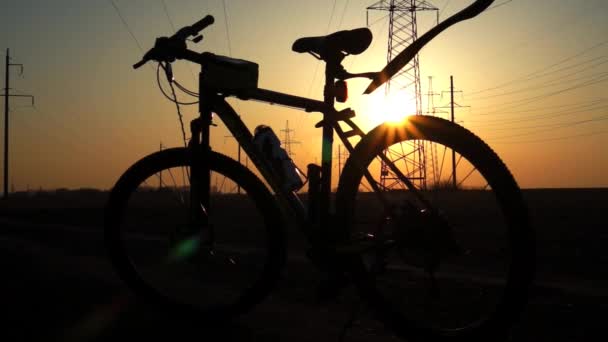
<box><xmin>1</xmin><ymin>0</ymin><xmax>607</xmax><ymax>190</ymax></box>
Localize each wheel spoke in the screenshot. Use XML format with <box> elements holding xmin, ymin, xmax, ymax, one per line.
<box><xmin>457</xmin><ymin>165</ymin><xmax>478</xmax><ymax>188</ymax></box>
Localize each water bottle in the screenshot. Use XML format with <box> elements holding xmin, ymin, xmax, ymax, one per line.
<box><xmin>253</xmin><ymin>125</ymin><xmax>305</xmax><ymax>192</ymax></box>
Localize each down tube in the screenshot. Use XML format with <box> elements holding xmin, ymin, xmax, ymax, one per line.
<box><xmin>212</xmin><ymin>99</ymin><xmax>308</xmax><ymax>225</ymax></box>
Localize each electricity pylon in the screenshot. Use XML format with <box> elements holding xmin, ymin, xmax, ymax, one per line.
<box><xmin>367</xmin><ymin>0</ymin><xmax>438</xmax><ymax>190</ymax></box>
<box><xmin>280</xmin><ymin>120</ymin><xmax>300</xmax><ymax>158</ymax></box>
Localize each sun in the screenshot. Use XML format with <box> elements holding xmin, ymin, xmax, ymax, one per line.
<box><xmin>360</xmin><ymin>86</ymin><xmax>418</xmax><ymax>129</ymax></box>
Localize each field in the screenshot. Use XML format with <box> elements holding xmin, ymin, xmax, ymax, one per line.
<box><xmin>0</xmin><ymin>188</ymin><xmax>606</xmax><ymax>341</ymax></box>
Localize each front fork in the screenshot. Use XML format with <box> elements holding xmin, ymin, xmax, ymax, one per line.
<box><xmin>185</xmin><ymin>99</ymin><xmax>214</xmax><ymax>247</ymax></box>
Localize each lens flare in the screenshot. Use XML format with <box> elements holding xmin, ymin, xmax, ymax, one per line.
<box><xmin>167</xmin><ymin>235</ymin><xmax>201</xmax><ymax>263</ymax></box>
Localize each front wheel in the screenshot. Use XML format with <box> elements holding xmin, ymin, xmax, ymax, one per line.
<box><xmin>104</xmin><ymin>148</ymin><xmax>286</xmax><ymax>322</ymax></box>
<box><xmin>336</xmin><ymin>116</ymin><xmax>535</xmax><ymax>341</ymax></box>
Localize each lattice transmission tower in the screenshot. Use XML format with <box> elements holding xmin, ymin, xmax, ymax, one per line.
<box><xmin>281</xmin><ymin>120</ymin><xmax>300</xmax><ymax>158</ymax></box>
<box><xmin>367</xmin><ymin>0</ymin><xmax>438</xmax><ymax>190</ymax></box>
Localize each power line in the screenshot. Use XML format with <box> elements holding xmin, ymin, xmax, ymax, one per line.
<box><xmin>367</xmin><ymin>12</ymin><xmax>389</xmax><ymax>27</ymax></box>
<box><xmin>472</xmin><ymin>4</ymin><xmax>595</xmax><ymax>68</ymax></box>
<box><xmin>294</xmin><ymin>0</ymin><xmax>358</xmax><ymax>166</ymax></box>
<box><xmin>483</xmin><ymin>114</ymin><xmax>608</xmax><ymax>140</ymax></box>
<box><xmin>490</xmin><ymin>130</ymin><xmax>608</xmax><ymax>144</ymax></box>
<box><xmin>467</xmin><ymin>57</ymin><xmax>608</xmax><ymax>102</ymax></box>
<box><xmin>467</xmin><ymin>97</ymin><xmax>607</xmax><ymax>120</ymax></box>
<box><xmin>486</xmin><ymin>0</ymin><xmax>513</xmax><ymax>12</ymax></box>
<box><xmin>468</xmin><ymin>99</ymin><xmax>607</xmax><ymax>122</ymax></box>
<box><xmin>159</xmin><ymin>0</ymin><xmax>197</xmax><ymax>83</ymax></box>
<box><xmin>108</xmin><ymin>0</ymin><xmax>145</xmax><ymax>54</ymax></box>
<box><xmin>473</xmin><ymin>73</ymin><xmax>608</xmax><ymax>114</ymax></box>
<box><xmin>337</xmin><ymin>0</ymin><xmax>351</xmax><ymax>29</ymax></box>
<box><xmin>522</xmin><ymin>55</ymin><xmax>608</xmax><ymax>82</ymax></box>
<box><xmin>469</xmin><ymin>38</ymin><xmax>608</xmax><ymax>96</ymax></box>
<box><xmin>438</xmin><ymin>0</ymin><xmax>451</xmax><ymax>19</ymax></box>
<box><xmin>467</xmin><ymin>102</ymin><xmax>608</xmax><ymax>127</ymax></box>
<box><xmin>160</xmin><ymin>0</ymin><xmax>176</xmax><ymax>32</ymax></box>
<box><xmin>307</xmin><ymin>0</ymin><xmax>338</xmax><ymax>97</ymax></box>
<box><xmin>349</xmin><ymin>13</ymin><xmax>390</xmax><ymax>70</ymax></box>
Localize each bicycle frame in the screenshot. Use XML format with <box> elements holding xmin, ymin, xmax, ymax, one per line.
<box><xmin>180</xmin><ymin>50</ymin><xmax>380</xmax><ymax>243</ymax></box>
<box><xmin>179</xmin><ymin>46</ymin><xmax>446</xmax><ymax>249</ymax></box>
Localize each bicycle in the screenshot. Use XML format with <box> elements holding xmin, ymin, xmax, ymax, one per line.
<box><xmin>104</xmin><ymin>0</ymin><xmax>535</xmax><ymax>341</ymax></box>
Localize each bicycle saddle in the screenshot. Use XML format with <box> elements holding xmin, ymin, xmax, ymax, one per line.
<box><xmin>292</xmin><ymin>28</ymin><xmax>372</xmax><ymax>59</ymax></box>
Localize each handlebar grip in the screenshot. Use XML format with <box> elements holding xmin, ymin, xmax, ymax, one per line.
<box><xmin>133</xmin><ymin>59</ymin><xmax>147</xmax><ymax>69</ymax></box>
<box><xmin>191</xmin><ymin>15</ymin><xmax>214</xmax><ymax>33</ymax></box>
<box><xmin>173</xmin><ymin>15</ymin><xmax>215</xmax><ymax>41</ymax></box>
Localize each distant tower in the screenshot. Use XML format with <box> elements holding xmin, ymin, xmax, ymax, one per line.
<box><xmin>424</xmin><ymin>76</ymin><xmax>445</xmax><ymax>187</ymax></box>
<box><xmin>367</xmin><ymin>0</ymin><xmax>438</xmax><ymax>190</ymax></box>
<box><xmin>280</xmin><ymin>120</ymin><xmax>300</xmax><ymax>158</ymax></box>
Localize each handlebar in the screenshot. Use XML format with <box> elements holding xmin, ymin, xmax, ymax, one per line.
<box><xmin>133</xmin><ymin>15</ymin><xmax>215</xmax><ymax>69</ymax></box>
<box><xmin>172</xmin><ymin>15</ymin><xmax>214</xmax><ymax>41</ymax></box>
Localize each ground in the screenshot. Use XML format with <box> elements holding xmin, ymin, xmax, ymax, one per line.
<box><xmin>0</xmin><ymin>188</ymin><xmax>606</xmax><ymax>341</ymax></box>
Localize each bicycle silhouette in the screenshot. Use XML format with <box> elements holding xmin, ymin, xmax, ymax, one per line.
<box><xmin>105</xmin><ymin>1</ymin><xmax>535</xmax><ymax>340</ymax></box>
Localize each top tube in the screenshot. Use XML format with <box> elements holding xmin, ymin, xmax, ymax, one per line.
<box><xmin>238</xmin><ymin>88</ymin><xmax>332</xmax><ymax>114</ymax></box>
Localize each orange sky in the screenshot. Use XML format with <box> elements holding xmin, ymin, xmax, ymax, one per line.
<box><xmin>1</xmin><ymin>0</ymin><xmax>607</xmax><ymax>190</ymax></box>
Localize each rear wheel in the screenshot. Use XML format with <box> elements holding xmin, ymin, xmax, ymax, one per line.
<box><xmin>104</xmin><ymin>148</ymin><xmax>286</xmax><ymax>322</ymax></box>
<box><xmin>336</xmin><ymin>116</ymin><xmax>534</xmax><ymax>341</ymax></box>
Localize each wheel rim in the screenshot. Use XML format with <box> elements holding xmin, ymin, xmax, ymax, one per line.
<box><xmin>340</xmin><ymin>119</ymin><xmax>530</xmax><ymax>334</ymax></box>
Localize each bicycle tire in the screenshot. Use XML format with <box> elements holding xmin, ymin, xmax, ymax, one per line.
<box><xmin>104</xmin><ymin>147</ymin><xmax>286</xmax><ymax>322</ymax></box>
<box><xmin>336</xmin><ymin>116</ymin><xmax>535</xmax><ymax>341</ymax></box>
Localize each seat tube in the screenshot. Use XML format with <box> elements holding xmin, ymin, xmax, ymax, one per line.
<box><xmin>320</xmin><ymin>63</ymin><xmax>336</xmax><ymax>231</ymax></box>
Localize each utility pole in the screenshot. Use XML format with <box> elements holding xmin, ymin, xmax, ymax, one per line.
<box><xmin>436</xmin><ymin>75</ymin><xmax>469</xmax><ymax>190</ymax></box>
<box><xmin>1</xmin><ymin>49</ymin><xmax>34</xmax><ymax>199</ymax></box>
<box><xmin>158</xmin><ymin>142</ymin><xmax>163</xmax><ymax>191</ymax></box>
